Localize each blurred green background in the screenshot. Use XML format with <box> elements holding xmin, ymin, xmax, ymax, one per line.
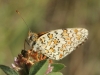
<box><xmin>0</xmin><ymin>0</ymin><xmax>100</xmax><ymax>75</ymax></box>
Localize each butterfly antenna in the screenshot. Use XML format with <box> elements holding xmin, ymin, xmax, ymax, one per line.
<box><xmin>16</xmin><ymin>10</ymin><xmax>31</xmax><ymax>32</ymax></box>
<box><xmin>16</xmin><ymin>10</ymin><xmax>31</xmax><ymax>49</ymax></box>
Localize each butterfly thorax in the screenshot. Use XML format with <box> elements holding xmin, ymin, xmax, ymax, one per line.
<box><xmin>28</xmin><ymin>31</ymin><xmax>38</xmax><ymax>47</ymax></box>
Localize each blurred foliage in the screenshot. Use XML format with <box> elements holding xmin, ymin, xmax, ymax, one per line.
<box><xmin>0</xmin><ymin>0</ymin><xmax>100</xmax><ymax>75</ymax></box>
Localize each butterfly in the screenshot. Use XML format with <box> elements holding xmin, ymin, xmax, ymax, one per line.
<box><xmin>27</xmin><ymin>28</ymin><xmax>88</xmax><ymax>60</ymax></box>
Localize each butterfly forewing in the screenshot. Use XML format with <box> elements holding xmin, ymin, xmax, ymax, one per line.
<box><xmin>32</xmin><ymin>28</ymin><xmax>88</xmax><ymax>60</ymax></box>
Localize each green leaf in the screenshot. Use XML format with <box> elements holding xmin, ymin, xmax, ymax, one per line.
<box><xmin>51</xmin><ymin>63</ymin><xmax>66</xmax><ymax>72</ymax></box>
<box><xmin>47</xmin><ymin>72</ymin><xmax>63</xmax><ymax>75</ymax></box>
<box><xmin>29</xmin><ymin>60</ymin><xmax>49</xmax><ymax>75</ymax></box>
<box><xmin>0</xmin><ymin>65</ymin><xmax>19</xmax><ymax>75</ymax></box>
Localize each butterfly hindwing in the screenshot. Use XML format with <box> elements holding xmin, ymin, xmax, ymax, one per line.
<box><xmin>33</xmin><ymin>28</ymin><xmax>88</xmax><ymax>60</ymax></box>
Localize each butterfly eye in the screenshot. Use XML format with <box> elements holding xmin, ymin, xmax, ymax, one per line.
<box><xmin>30</xmin><ymin>36</ymin><xmax>33</xmax><ymax>40</ymax></box>
<box><xmin>28</xmin><ymin>35</ymin><xmax>33</xmax><ymax>41</ymax></box>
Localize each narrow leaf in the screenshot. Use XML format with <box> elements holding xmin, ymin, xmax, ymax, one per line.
<box><xmin>0</xmin><ymin>65</ymin><xmax>19</xmax><ymax>75</ymax></box>
<box><xmin>29</xmin><ymin>60</ymin><xmax>48</xmax><ymax>75</ymax></box>
<box><xmin>51</xmin><ymin>63</ymin><xmax>65</xmax><ymax>72</ymax></box>
<box><xmin>47</xmin><ymin>72</ymin><xmax>63</xmax><ymax>75</ymax></box>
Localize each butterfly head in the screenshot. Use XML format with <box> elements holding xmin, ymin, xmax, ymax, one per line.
<box><xmin>27</xmin><ymin>31</ymin><xmax>38</xmax><ymax>47</ymax></box>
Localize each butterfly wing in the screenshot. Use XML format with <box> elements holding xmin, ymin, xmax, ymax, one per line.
<box><xmin>33</xmin><ymin>28</ymin><xmax>88</xmax><ymax>60</ymax></box>
<box><xmin>37</xmin><ymin>31</ymin><xmax>48</xmax><ymax>37</ymax></box>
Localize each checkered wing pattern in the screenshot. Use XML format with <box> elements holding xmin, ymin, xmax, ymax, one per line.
<box><xmin>33</xmin><ymin>28</ymin><xmax>88</xmax><ymax>60</ymax></box>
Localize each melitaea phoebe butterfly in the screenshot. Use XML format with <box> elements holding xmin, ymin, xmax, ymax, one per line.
<box><xmin>27</xmin><ymin>28</ymin><xmax>88</xmax><ymax>60</ymax></box>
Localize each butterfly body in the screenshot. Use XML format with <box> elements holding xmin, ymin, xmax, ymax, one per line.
<box><xmin>28</xmin><ymin>28</ymin><xmax>88</xmax><ymax>60</ymax></box>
